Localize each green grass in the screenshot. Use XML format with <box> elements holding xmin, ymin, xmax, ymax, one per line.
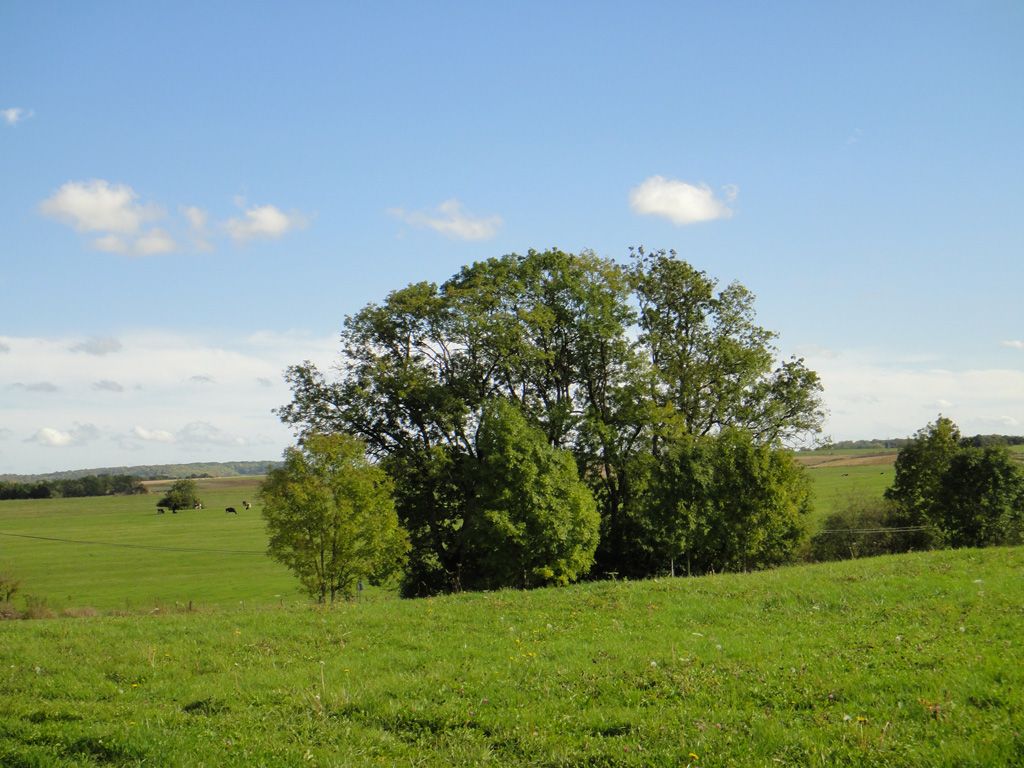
<box><xmin>1</xmin><ymin>547</ymin><xmax>1022</xmax><ymax>766</ymax></box>
<box><xmin>796</xmin><ymin>449</ymin><xmax>896</xmax><ymax>524</ymax></box>
<box><xmin>0</xmin><ymin>478</ymin><xmax>299</xmax><ymax>612</ymax></box>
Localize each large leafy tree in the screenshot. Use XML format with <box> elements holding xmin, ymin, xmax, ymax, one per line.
<box><xmin>277</xmin><ymin>248</ymin><xmax>826</xmax><ymax>592</ymax></box>
<box><xmin>258</xmin><ymin>433</ymin><xmax>409</xmax><ymax>603</ymax></box>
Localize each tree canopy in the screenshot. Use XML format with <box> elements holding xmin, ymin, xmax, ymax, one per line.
<box><xmin>156</xmin><ymin>479</ymin><xmax>202</xmax><ymax>512</ymax></box>
<box><xmin>258</xmin><ymin>433</ymin><xmax>409</xmax><ymax>602</ymax></box>
<box><xmin>885</xmin><ymin>417</ymin><xmax>1024</xmax><ymax>550</ymax></box>
<box><xmin>277</xmin><ymin>248</ymin><xmax>825</xmax><ymax>593</ymax></box>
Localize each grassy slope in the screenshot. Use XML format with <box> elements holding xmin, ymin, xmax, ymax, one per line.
<box><xmin>1</xmin><ymin>547</ymin><xmax>1021</xmax><ymax>767</ymax></box>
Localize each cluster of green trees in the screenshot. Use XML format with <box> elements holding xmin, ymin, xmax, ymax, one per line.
<box><xmin>809</xmin><ymin>417</ymin><xmax>1024</xmax><ymax>561</ymax></box>
<box><xmin>271</xmin><ymin>248</ymin><xmax>826</xmax><ymax>597</ymax></box>
<box><xmin>0</xmin><ymin>474</ymin><xmax>147</xmax><ymax>501</ymax></box>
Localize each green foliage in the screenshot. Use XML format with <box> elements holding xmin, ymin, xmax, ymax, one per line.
<box><xmin>277</xmin><ymin>248</ymin><xmax>827</xmax><ymax>591</ymax></box>
<box><xmin>935</xmin><ymin>445</ymin><xmax>1024</xmax><ymax>548</ymax></box>
<box><xmin>638</xmin><ymin>429</ymin><xmax>812</xmax><ymax>575</ymax></box>
<box><xmin>259</xmin><ymin>433</ymin><xmax>409</xmax><ymax>602</ymax></box>
<box><xmin>467</xmin><ymin>399</ymin><xmax>600</xmax><ymax>589</ymax></box>
<box><xmin>631</xmin><ymin>247</ymin><xmax>826</xmax><ymax>446</ymax></box>
<box><xmin>156</xmin><ymin>478</ymin><xmax>202</xmax><ymax>512</ymax></box>
<box><xmin>885</xmin><ymin>417</ymin><xmax>1024</xmax><ymax>551</ymax></box>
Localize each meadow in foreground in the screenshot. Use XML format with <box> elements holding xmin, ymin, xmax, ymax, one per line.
<box><xmin>1</xmin><ymin>546</ymin><xmax>1021</xmax><ymax>767</ymax></box>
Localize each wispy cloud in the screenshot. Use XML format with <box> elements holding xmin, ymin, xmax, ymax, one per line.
<box><xmin>132</xmin><ymin>425</ymin><xmax>176</xmax><ymax>443</ymax></box>
<box><xmin>92</xmin><ymin>380</ymin><xmax>124</xmax><ymax>392</ymax></box>
<box><xmin>3</xmin><ymin>107</ymin><xmax>34</xmax><ymax>126</ymax></box>
<box><xmin>225</xmin><ymin>199</ymin><xmax>309</xmax><ymax>242</ymax></box>
<box><xmin>1000</xmin><ymin>340</ymin><xmax>1024</xmax><ymax>349</ymax></box>
<box><xmin>26</xmin><ymin>424</ymin><xmax>100</xmax><ymax>448</ymax></box>
<box><xmin>40</xmin><ymin>182</ymin><xmax>308</xmax><ymax>255</ymax></box>
<box><xmin>69</xmin><ymin>336</ymin><xmax>122</xmax><ymax>356</ymax></box>
<box><xmin>389</xmin><ymin>198</ymin><xmax>503</xmax><ymax>240</ymax></box>
<box><xmin>629</xmin><ymin>176</ymin><xmax>736</xmax><ymax>225</ymax></box>
<box><xmin>10</xmin><ymin>382</ymin><xmax>60</xmax><ymax>393</ymax></box>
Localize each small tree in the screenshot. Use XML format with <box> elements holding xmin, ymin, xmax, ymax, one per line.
<box><xmin>156</xmin><ymin>479</ymin><xmax>202</xmax><ymax>512</ymax></box>
<box><xmin>466</xmin><ymin>399</ymin><xmax>600</xmax><ymax>589</ymax></box>
<box><xmin>258</xmin><ymin>433</ymin><xmax>409</xmax><ymax>603</ymax></box>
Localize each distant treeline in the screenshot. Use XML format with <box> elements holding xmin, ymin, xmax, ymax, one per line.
<box><xmin>824</xmin><ymin>434</ymin><xmax>1024</xmax><ymax>451</ymax></box>
<box><xmin>0</xmin><ymin>474</ymin><xmax>148</xmax><ymax>501</ymax></box>
<box><xmin>0</xmin><ymin>460</ymin><xmax>282</xmax><ymax>484</ymax></box>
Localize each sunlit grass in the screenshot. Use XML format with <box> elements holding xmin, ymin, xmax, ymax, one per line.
<box><xmin>2</xmin><ymin>547</ymin><xmax>1022</xmax><ymax>766</ymax></box>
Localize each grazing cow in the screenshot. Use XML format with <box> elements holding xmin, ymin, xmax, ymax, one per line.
<box><xmin>157</xmin><ymin>508</ymin><xmax>165</xmax><ymax>514</ymax></box>
<box><xmin>193</xmin><ymin>502</ymin><xmax>203</xmax><ymax>510</ymax></box>
<box><xmin>225</xmin><ymin>507</ymin><xmax>237</xmax><ymax>514</ymax></box>
<box><xmin>242</xmin><ymin>501</ymin><xmax>252</xmax><ymax>510</ymax></box>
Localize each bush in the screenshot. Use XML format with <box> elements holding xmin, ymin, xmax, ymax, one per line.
<box><xmin>807</xmin><ymin>492</ymin><xmax>893</xmax><ymax>562</ymax></box>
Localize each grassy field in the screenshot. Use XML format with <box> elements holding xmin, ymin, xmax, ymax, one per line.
<box><xmin>0</xmin><ymin>478</ymin><xmax>297</xmax><ymax>613</ymax></box>
<box><xmin>1</xmin><ymin>547</ymin><xmax>1021</xmax><ymax>766</ymax></box>
<box><xmin>795</xmin><ymin>449</ymin><xmax>897</xmax><ymax>524</ymax></box>
<box><xmin>0</xmin><ymin>456</ymin><xmax>903</xmax><ymax>613</ymax></box>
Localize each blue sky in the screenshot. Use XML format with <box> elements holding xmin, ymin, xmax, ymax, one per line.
<box><xmin>2</xmin><ymin>1</ymin><xmax>1022</xmax><ymax>475</ymax></box>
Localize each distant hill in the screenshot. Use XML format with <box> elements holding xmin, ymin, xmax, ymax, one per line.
<box><xmin>814</xmin><ymin>433</ymin><xmax>1024</xmax><ymax>451</ymax></box>
<box><xmin>0</xmin><ymin>460</ymin><xmax>282</xmax><ymax>483</ymax></box>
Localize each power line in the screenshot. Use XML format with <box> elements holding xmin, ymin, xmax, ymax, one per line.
<box><xmin>0</xmin><ymin>531</ymin><xmax>264</xmax><ymax>555</ymax></box>
<box><xmin>817</xmin><ymin>526</ymin><xmax>934</xmax><ymax>535</ymax></box>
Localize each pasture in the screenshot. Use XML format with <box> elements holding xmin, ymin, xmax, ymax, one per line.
<box><xmin>795</xmin><ymin>449</ymin><xmax>897</xmax><ymax>524</ymax></box>
<box><xmin>0</xmin><ymin>477</ymin><xmax>297</xmax><ymax>613</ymax></box>
<box><xmin>1</xmin><ymin>547</ymin><xmax>1021</xmax><ymax>766</ymax></box>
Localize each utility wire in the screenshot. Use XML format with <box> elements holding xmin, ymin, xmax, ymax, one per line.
<box><xmin>0</xmin><ymin>531</ymin><xmax>264</xmax><ymax>555</ymax></box>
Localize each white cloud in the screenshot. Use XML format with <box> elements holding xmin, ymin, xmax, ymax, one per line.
<box><xmin>629</xmin><ymin>176</ymin><xmax>736</xmax><ymax>225</ymax></box>
<box><xmin>226</xmin><ymin>201</ymin><xmax>309</xmax><ymax>242</ymax></box>
<box><xmin>389</xmin><ymin>198</ymin><xmax>503</xmax><ymax>240</ymax></box>
<box><xmin>178</xmin><ymin>421</ymin><xmax>251</xmax><ymax>447</ymax></box>
<box><xmin>27</xmin><ymin>424</ymin><xmax>99</xmax><ymax>448</ymax></box>
<box><xmin>40</xmin><ymin>180</ymin><xmax>163</xmax><ymax>234</ymax></box>
<box><xmin>3</xmin><ymin>107</ymin><xmax>34</xmax><ymax>126</ymax></box>
<box><xmin>69</xmin><ymin>336</ymin><xmax>122</xmax><ymax>356</ymax></box>
<box><xmin>133</xmin><ymin>425</ymin><xmax>176</xmax><ymax>443</ymax></box>
<box><xmin>1001</xmin><ymin>340</ymin><xmax>1024</xmax><ymax>349</ymax></box>
<box><xmin>0</xmin><ymin>341</ymin><xmax>9</xmax><ymax>354</ymax></box>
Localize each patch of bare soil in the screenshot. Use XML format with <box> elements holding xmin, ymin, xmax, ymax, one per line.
<box><xmin>794</xmin><ymin>452</ymin><xmax>897</xmax><ymax>469</ymax></box>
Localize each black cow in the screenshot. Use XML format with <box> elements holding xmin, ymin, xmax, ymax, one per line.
<box><xmin>225</xmin><ymin>507</ymin><xmax>237</xmax><ymax>514</ymax></box>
